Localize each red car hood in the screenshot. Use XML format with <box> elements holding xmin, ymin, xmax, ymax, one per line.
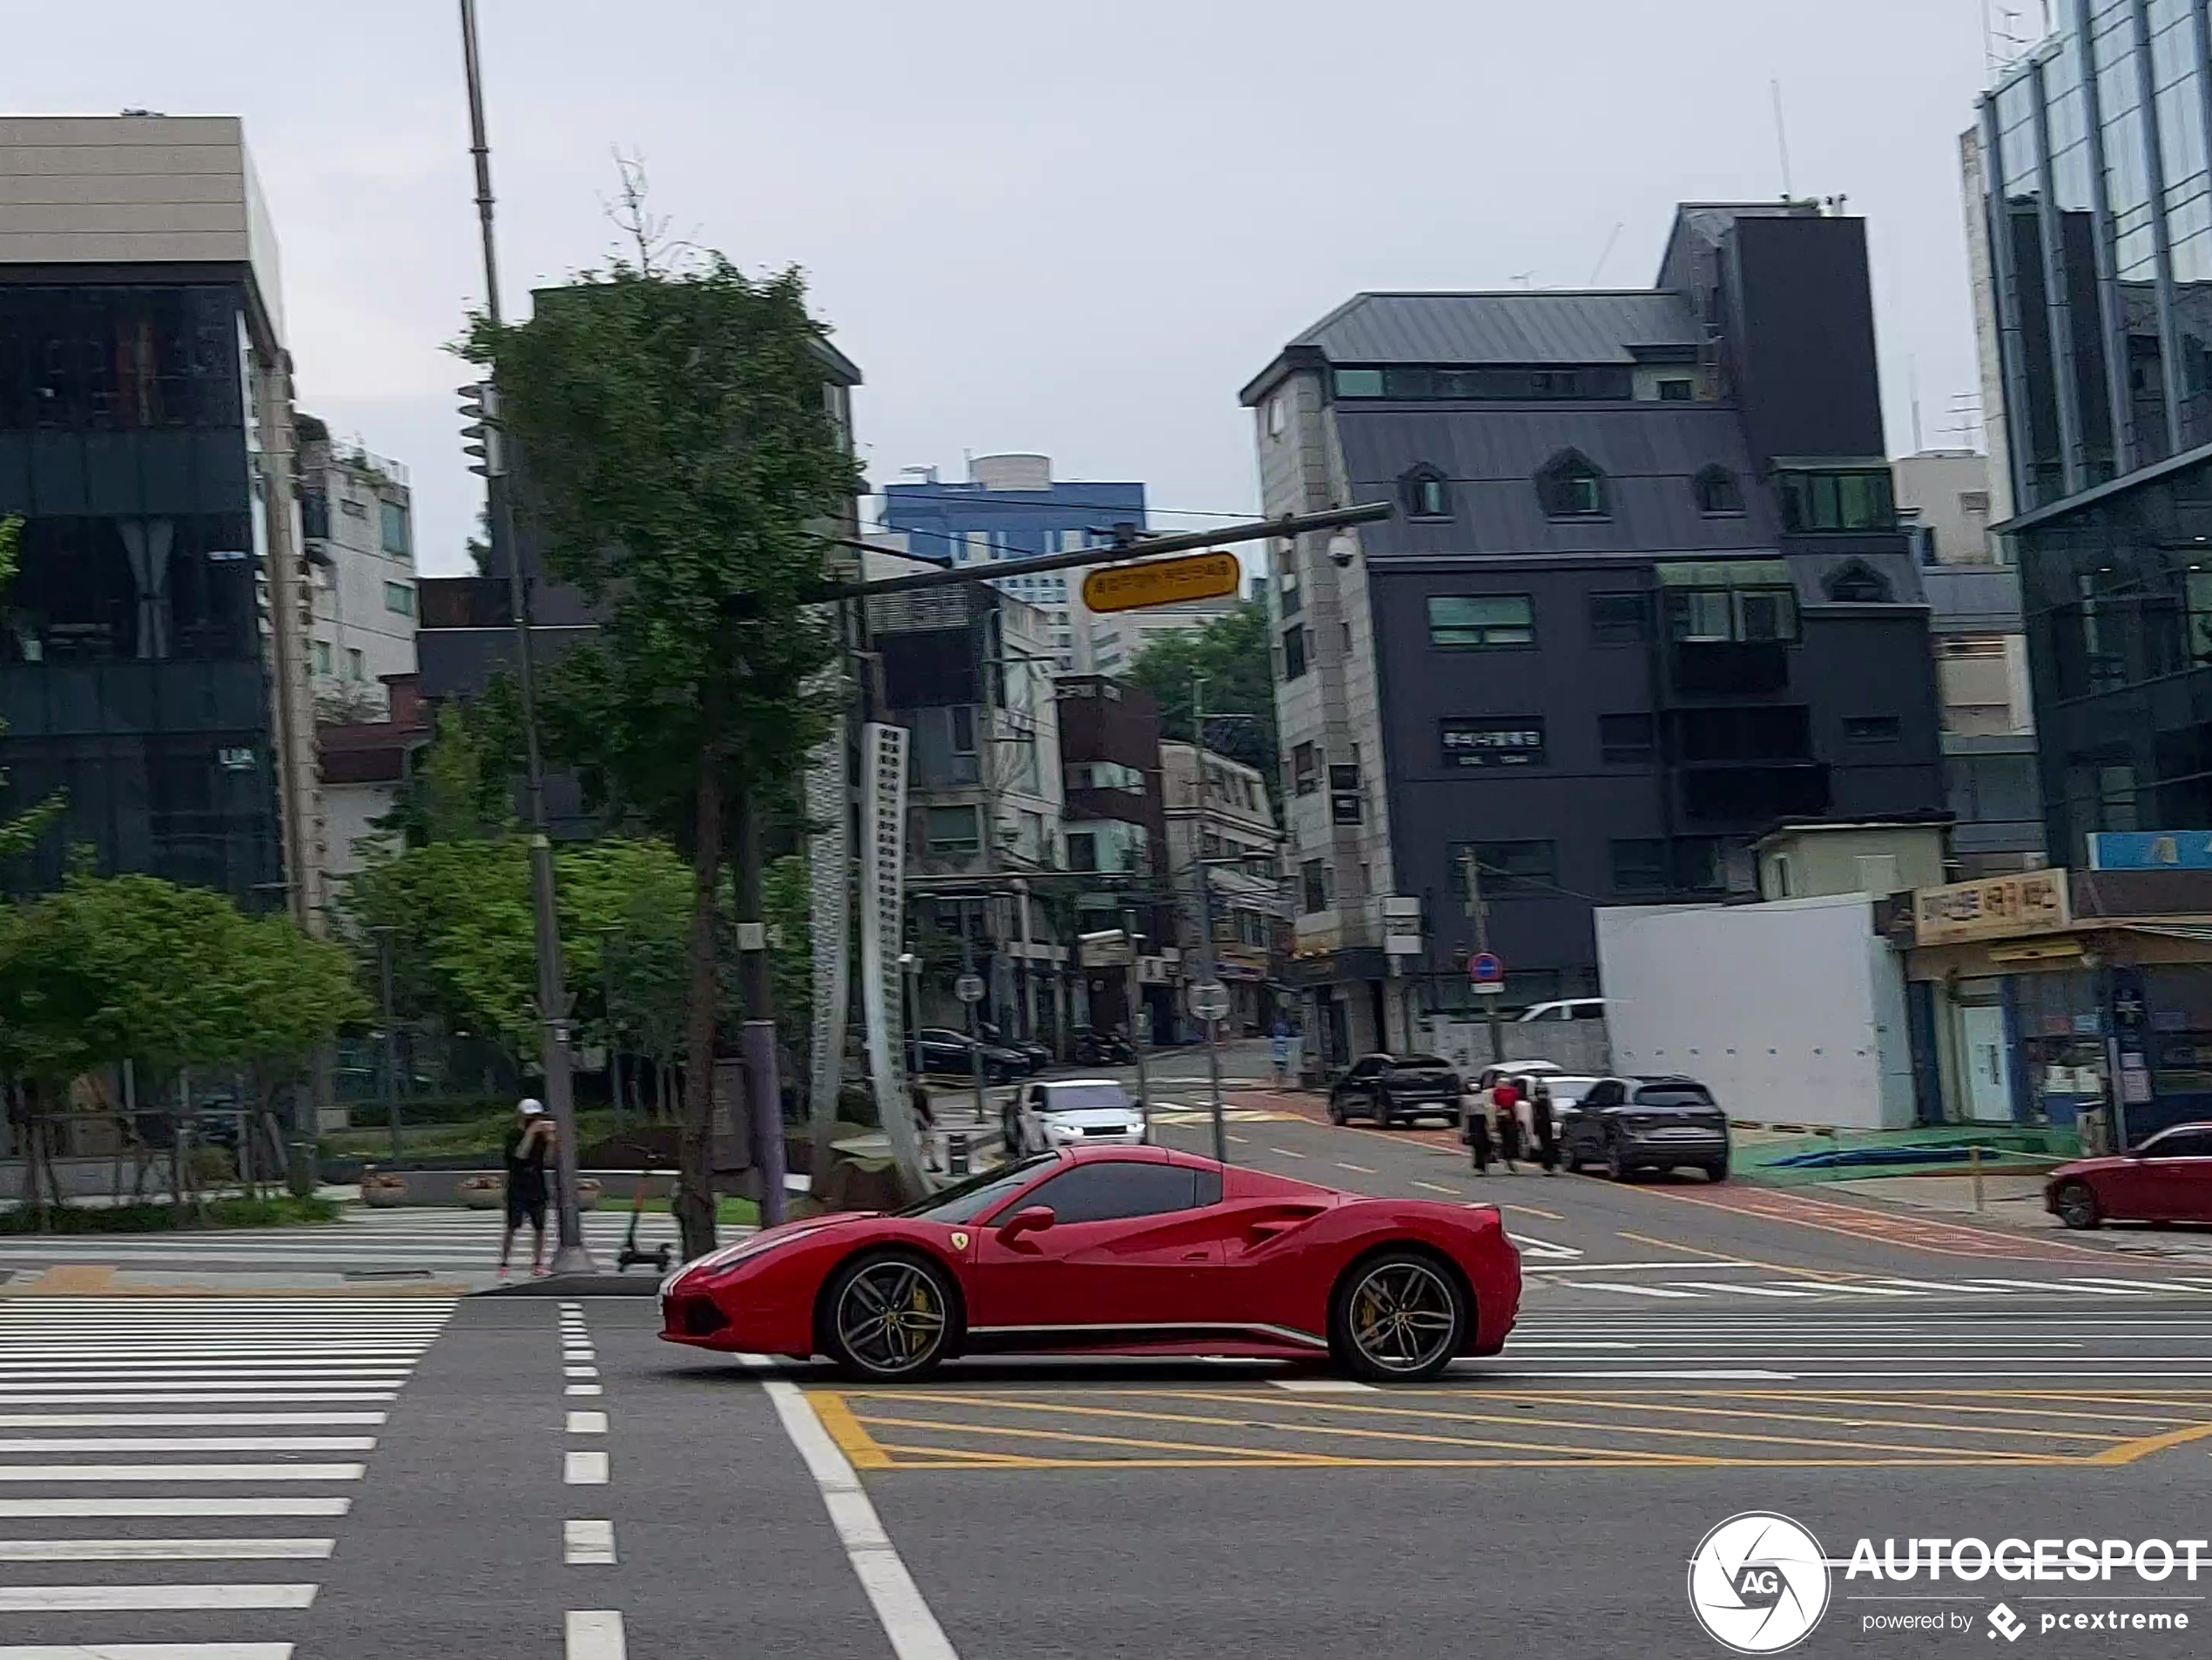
<box><xmin>675</xmin><ymin>1211</ymin><xmax>886</xmax><ymax>1281</ymax></box>
<box><xmin>2047</xmin><ymin>1155</ymin><xmax>2135</xmax><ymax>1182</ymax></box>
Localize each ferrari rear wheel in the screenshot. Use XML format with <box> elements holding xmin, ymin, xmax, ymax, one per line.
<box><xmin>823</xmin><ymin>1251</ymin><xmax>957</xmax><ymax>1381</ymax></box>
<box><xmin>1330</xmin><ymin>1252</ymin><xmax>1467</xmax><ymax>1382</ymax></box>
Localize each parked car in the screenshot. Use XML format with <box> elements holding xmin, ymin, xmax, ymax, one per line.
<box><xmin>1560</xmin><ymin>1076</ymin><xmax>1730</xmax><ymax>1182</ymax></box>
<box><xmin>1328</xmin><ymin>1053</ymin><xmax>1463</xmax><ymax>1129</ymax></box>
<box><xmin>1515</xmin><ymin>997</ymin><xmax>1609</xmax><ymax>1025</ymax></box>
<box><xmin>908</xmin><ymin>1027</ymin><xmax>1028</xmax><ymax>1083</ymax></box>
<box><xmin>2045</xmin><ymin>1122</ymin><xmax>2212</xmax><ymax>1229</ymax></box>
<box><xmin>1464</xmin><ymin>1061</ymin><xmax>1564</xmax><ymax>1137</ymax></box>
<box><xmin>1003</xmin><ymin>1078</ymin><xmax>1146</xmax><ymax>1156</ymax></box>
<box><xmin>980</xmin><ymin>1023</ymin><xmax>1052</xmax><ymax>1075</ymax></box>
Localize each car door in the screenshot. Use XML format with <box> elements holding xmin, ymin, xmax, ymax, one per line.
<box><xmin>970</xmin><ymin>1159</ymin><xmax>1216</xmax><ymax>1334</ymax></box>
<box><xmin>2136</xmin><ymin>1129</ymin><xmax>2212</xmax><ymax>1221</ymax></box>
<box><xmin>1573</xmin><ymin>1081</ymin><xmax>1622</xmax><ymax>1158</ymax></box>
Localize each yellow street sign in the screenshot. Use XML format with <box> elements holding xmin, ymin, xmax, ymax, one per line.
<box><xmin>1081</xmin><ymin>550</ymin><xmax>1240</xmax><ymax>614</ymax></box>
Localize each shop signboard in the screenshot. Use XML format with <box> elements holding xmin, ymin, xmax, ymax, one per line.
<box><xmin>2087</xmin><ymin>830</ymin><xmax>2212</xmax><ymax>870</ymax></box>
<box><xmin>1912</xmin><ymin>869</ymin><xmax>2072</xmax><ymax>946</ymax></box>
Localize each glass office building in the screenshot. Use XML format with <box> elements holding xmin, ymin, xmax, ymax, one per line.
<box><xmin>1977</xmin><ymin>1</ymin><xmax>2212</xmax><ymax>863</ymax></box>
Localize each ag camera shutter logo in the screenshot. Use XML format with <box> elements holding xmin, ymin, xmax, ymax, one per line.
<box><xmin>1688</xmin><ymin>1512</ymin><xmax>1833</xmax><ymax>1653</ymax></box>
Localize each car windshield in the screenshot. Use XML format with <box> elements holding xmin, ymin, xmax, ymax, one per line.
<box><xmin>1039</xmin><ymin>1083</ymin><xmax>1131</xmax><ymax>1114</ymax></box>
<box><xmin>1635</xmin><ymin>1085</ymin><xmax>1716</xmax><ymax>1108</ymax></box>
<box><xmin>892</xmin><ymin>1154</ymin><xmax>1057</xmax><ymax>1223</ymax></box>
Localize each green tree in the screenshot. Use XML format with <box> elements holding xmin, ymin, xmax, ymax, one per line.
<box><xmin>371</xmin><ymin>702</ymin><xmax>512</xmax><ymax>850</ymax></box>
<box><xmin>0</xmin><ymin>517</ymin><xmax>64</xmax><ymax>859</ymax></box>
<box><xmin>1125</xmin><ymin>595</ymin><xmax>1280</xmax><ymax>792</ymax></box>
<box><xmin>470</xmin><ymin>256</ymin><xmax>860</xmax><ymax>1257</ymax></box>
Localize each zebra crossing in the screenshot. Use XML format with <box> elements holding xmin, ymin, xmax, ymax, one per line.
<box><xmin>0</xmin><ymin>1296</ymin><xmax>452</xmax><ymax>1658</ymax></box>
<box><xmin>1525</xmin><ymin>1266</ymin><xmax>2212</xmax><ymax>1304</ymax></box>
<box><xmin>0</xmin><ymin>1208</ymin><xmax>685</xmax><ymax>1278</ymax></box>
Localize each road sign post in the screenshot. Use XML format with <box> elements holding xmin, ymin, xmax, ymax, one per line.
<box><xmin>954</xmin><ymin>974</ymin><xmax>986</xmax><ymax>1005</ymax></box>
<box><xmin>1189</xmin><ymin>981</ymin><xmax>1231</xmax><ymax>1022</ymax></box>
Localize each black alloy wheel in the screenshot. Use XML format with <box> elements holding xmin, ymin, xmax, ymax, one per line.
<box><xmin>1331</xmin><ymin>1252</ymin><xmax>1467</xmax><ymax>1381</ymax></box>
<box><xmin>2053</xmin><ymin>1179</ymin><xmax>2101</xmax><ymax>1231</ymax></box>
<box><xmin>823</xmin><ymin>1252</ymin><xmax>957</xmax><ymax>1381</ymax></box>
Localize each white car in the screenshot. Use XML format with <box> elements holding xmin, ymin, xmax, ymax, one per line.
<box><xmin>1004</xmin><ymin>1078</ymin><xmax>1146</xmax><ymax>1156</ymax></box>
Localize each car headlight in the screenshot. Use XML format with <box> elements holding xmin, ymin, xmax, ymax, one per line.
<box><xmin>1046</xmin><ymin>1120</ymin><xmax>1083</xmax><ymax>1142</ymax></box>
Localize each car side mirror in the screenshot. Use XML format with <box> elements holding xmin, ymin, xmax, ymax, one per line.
<box><xmin>998</xmin><ymin>1205</ymin><xmax>1055</xmax><ymax>1242</ymax></box>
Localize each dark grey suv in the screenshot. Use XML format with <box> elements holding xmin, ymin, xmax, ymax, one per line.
<box><xmin>1561</xmin><ymin>1076</ymin><xmax>1730</xmax><ymax>1183</ymax></box>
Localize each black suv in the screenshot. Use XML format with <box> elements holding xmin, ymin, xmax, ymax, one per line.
<box><xmin>1561</xmin><ymin>1076</ymin><xmax>1730</xmax><ymax>1183</ymax></box>
<box><xmin>1327</xmin><ymin>1053</ymin><xmax>1463</xmax><ymax>1130</ymax></box>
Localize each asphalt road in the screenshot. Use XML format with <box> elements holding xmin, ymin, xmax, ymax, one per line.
<box><xmin>8</xmin><ymin>1075</ymin><xmax>2212</xmax><ymax>1658</ymax></box>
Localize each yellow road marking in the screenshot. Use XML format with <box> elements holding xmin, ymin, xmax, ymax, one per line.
<box><xmin>847</xmin><ymin>1411</ymin><xmax>1372</xmax><ymax>1464</ymax></box>
<box><xmin>1727</xmin><ymin>1391</ymin><xmax>2199</xmax><ymax>1428</ymax></box>
<box><xmin>846</xmin><ymin>1395</ymin><xmax>1706</xmax><ymax>1465</ymax></box>
<box><xmin>1173</xmin><ymin>1390</ymin><xmax>2064</xmax><ymax>1463</ymax></box>
<box><xmin>807</xmin><ymin>1392</ymin><xmax>894</xmax><ymax>1470</ymax></box>
<box><xmin>2089</xmin><ymin>1418</ymin><xmax>2212</xmax><ymax>1465</ymax></box>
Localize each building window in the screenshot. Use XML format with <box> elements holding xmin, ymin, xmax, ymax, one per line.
<box><xmin>1332</xmin><ymin>368</ymin><xmax>1384</xmax><ymax>398</ymax></box>
<box><xmin>926</xmin><ymin>806</ymin><xmax>981</xmax><ymax>854</ymax></box>
<box><xmin>1823</xmin><ymin>559</ymin><xmax>1892</xmax><ymax>604</ymax></box>
<box><xmin>378</xmin><ymin>501</ymin><xmax>408</xmax><ymax>557</ymax></box>
<box><xmin>1292</xmin><ymin>742</ymin><xmax>1318</xmax><ymax>795</ymax></box>
<box><xmin>1300</xmin><ymin>859</ymin><xmax>1330</xmax><ymax>914</ymax></box>
<box><xmin>383</xmin><ymin>581</ymin><xmax>415</xmax><ymax>617</ymax></box>
<box><xmin>1844</xmin><ymin>714</ymin><xmax>1903</xmax><ymax>742</ymax></box>
<box><xmin>1278</xmin><ymin>551</ymin><xmax>1302</xmax><ymax>617</ymax></box>
<box><xmin>347</xmin><ymin>648</ymin><xmax>366</xmax><ymax>682</ymax></box>
<box><xmin>1402</xmin><ymin>464</ymin><xmax>1451</xmax><ymax>519</ymax></box>
<box><xmin>1265</xmin><ymin>394</ymin><xmax>1286</xmax><ymax>437</ymax></box>
<box><xmin>1599</xmin><ymin>713</ymin><xmax>1656</xmax><ymax>763</ymax></box>
<box><xmin>1535</xmin><ymin>449</ymin><xmax>1608</xmax><ymax>519</ymax></box>
<box><xmin>1282</xmin><ymin>624</ymin><xmax>1308</xmax><ymax>679</ymax></box>
<box><xmin>1610</xmin><ymin>839</ymin><xmax>1669</xmax><ymax>894</ymax></box>
<box><xmin>1657</xmin><ymin>378</ymin><xmax>1695</xmax><ymax>402</ymax></box>
<box><xmin>1672</xmin><ymin>837</ymin><xmax>1725</xmax><ymax>892</ymax></box>
<box><xmin>1426</xmin><ymin>593</ymin><xmax>1534</xmax><ymax>649</ymax></box>
<box><xmin>949</xmin><ymin>705</ymin><xmax>976</xmax><ymax>755</ymax></box>
<box><xmin>1777</xmin><ymin>467</ymin><xmax>1896</xmax><ymax>532</ymax></box>
<box><xmin>1588</xmin><ymin>591</ymin><xmax>1650</xmax><ymax>644</ymax></box>
<box><xmin>313</xmin><ymin>639</ymin><xmax>332</xmax><ymax>677</ymax></box>
<box><xmin>1693</xmin><ymin>464</ymin><xmax>1743</xmax><ymax>516</ymax></box>
<box><xmin>1658</xmin><ymin>560</ymin><xmax>1797</xmax><ymax>643</ymax></box>
<box><xmin>1455</xmin><ymin>840</ymin><xmax>1556</xmax><ymax>897</ymax></box>
<box><xmin>1959</xmin><ymin>489</ymin><xmax>1991</xmax><ymax>516</ymax></box>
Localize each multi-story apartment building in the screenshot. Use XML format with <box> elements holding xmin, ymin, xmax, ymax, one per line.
<box><xmin>1243</xmin><ymin>204</ymin><xmax>1948</xmax><ymax>1064</ymax></box>
<box><xmin>873</xmin><ymin>576</ymin><xmax>1068</xmax><ymax>1037</ymax></box>
<box><xmin>880</xmin><ymin>454</ymin><xmax>1141</xmax><ymax>674</ymax></box>
<box><xmin>1056</xmin><ymin>674</ymin><xmax>1179</xmax><ymax>1040</ymax></box>
<box><xmin>1160</xmin><ymin>739</ymin><xmax>1285</xmax><ymax>1034</ymax></box>
<box><xmin>298</xmin><ymin>424</ymin><xmax>415</xmax><ymax>719</ymax></box>
<box><xmin>1968</xmin><ymin>0</ymin><xmax>2212</xmax><ymax>866</ymax></box>
<box><xmin>0</xmin><ymin>115</ymin><xmax>320</xmax><ymax>920</ymax></box>
<box><xmin>1895</xmin><ymin>450</ymin><xmax>2046</xmax><ymax>874</ymax></box>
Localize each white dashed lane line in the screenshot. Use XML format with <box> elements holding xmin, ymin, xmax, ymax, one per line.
<box><xmin>563</xmin><ymin>1519</ymin><xmax>617</xmax><ymax>1565</ymax></box>
<box><xmin>1267</xmin><ymin>1147</ymin><xmax>1307</xmax><ymax>1159</ymax></box>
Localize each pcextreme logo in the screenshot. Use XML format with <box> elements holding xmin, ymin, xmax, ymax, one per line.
<box><xmin>1688</xmin><ymin>1512</ymin><xmax>1833</xmax><ymax>1654</ymax></box>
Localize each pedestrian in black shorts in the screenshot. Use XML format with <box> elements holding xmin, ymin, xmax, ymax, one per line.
<box><xmin>1464</xmin><ymin>1083</ymin><xmax>1494</xmax><ymax>1174</ymax></box>
<box><xmin>499</xmin><ymin>1098</ymin><xmax>554</xmax><ymax>1280</ymax></box>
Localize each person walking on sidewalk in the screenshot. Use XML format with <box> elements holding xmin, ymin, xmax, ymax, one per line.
<box><xmin>911</xmin><ymin>1081</ymin><xmax>941</xmax><ymax>1172</ymax></box>
<box><xmin>1492</xmin><ymin>1078</ymin><xmax>1522</xmax><ymax>1173</ymax></box>
<box><xmin>497</xmin><ymin>1098</ymin><xmax>554</xmax><ymax>1279</ymax></box>
<box><xmin>1529</xmin><ymin>1080</ymin><xmax>1561</xmax><ymax>1175</ymax></box>
<box><xmin>1269</xmin><ymin>1018</ymin><xmax>1291</xmax><ymax>1091</ymax></box>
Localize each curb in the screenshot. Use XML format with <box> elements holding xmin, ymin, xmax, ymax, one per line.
<box><xmin>469</xmin><ymin>1273</ymin><xmax>663</xmax><ymax>1298</ymax></box>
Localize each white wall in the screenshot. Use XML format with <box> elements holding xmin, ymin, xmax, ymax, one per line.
<box><xmin>1595</xmin><ymin>895</ymin><xmax>1915</xmax><ymax>1130</ymax></box>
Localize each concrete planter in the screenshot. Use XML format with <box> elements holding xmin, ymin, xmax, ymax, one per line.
<box><xmin>361</xmin><ymin>1174</ymin><xmax>408</xmax><ymax>1210</ymax></box>
<box><xmin>575</xmin><ymin>1178</ymin><xmax>603</xmax><ymax>1212</ymax></box>
<box><xmin>458</xmin><ymin>1174</ymin><xmax>504</xmax><ymax>1211</ymax></box>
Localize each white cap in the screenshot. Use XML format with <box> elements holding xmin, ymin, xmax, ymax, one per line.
<box><xmin>518</xmin><ymin>1098</ymin><xmax>546</xmax><ymax>1117</ymax></box>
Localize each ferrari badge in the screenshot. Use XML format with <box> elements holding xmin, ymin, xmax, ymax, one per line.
<box><xmin>950</xmin><ymin>1231</ymin><xmax>970</xmax><ymax>1251</ymax></box>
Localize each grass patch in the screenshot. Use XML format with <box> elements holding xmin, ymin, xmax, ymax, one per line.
<box><xmin>0</xmin><ymin>1194</ymin><xmax>341</xmax><ymax>1234</ymax></box>
<box><xmin>630</xmin><ymin>1195</ymin><xmax>759</xmax><ymax>1226</ymax></box>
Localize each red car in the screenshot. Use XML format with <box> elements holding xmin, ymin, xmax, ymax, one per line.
<box><xmin>2046</xmin><ymin>1121</ymin><xmax>2212</xmax><ymax>1229</ymax></box>
<box><xmin>660</xmin><ymin>1145</ymin><xmax>1521</xmax><ymax>1382</ymax></box>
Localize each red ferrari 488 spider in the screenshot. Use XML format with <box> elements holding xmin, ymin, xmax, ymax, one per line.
<box><xmin>660</xmin><ymin>1145</ymin><xmax>1521</xmax><ymax>1381</ymax></box>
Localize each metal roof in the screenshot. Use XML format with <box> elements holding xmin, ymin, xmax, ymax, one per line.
<box><xmin>1286</xmin><ymin>290</ymin><xmax>1704</xmax><ymax>367</ymax></box>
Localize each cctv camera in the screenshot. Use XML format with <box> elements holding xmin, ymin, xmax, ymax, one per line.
<box><xmin>1328</xmin><ymin>534</ymin><xmax>1357</xmax><ymax>570</ymax></box>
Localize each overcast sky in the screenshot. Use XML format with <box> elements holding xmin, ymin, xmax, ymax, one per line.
<box><xmin>6</xmin><ymin>0</ymin><xmax>2022</xmax><ymax>575</ymax></box>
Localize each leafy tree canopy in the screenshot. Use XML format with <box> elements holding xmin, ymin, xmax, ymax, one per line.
<box><xmin>1123</xmin><ymin>595</ymin><xmax>1279</xmax><ymax>789</ymax></box>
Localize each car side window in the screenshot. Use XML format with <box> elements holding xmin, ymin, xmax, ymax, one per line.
<box><xmin>1586</xmin><ymin>1082</ymin><xmax>1620</xmax><ymax>1108</ymax></box>
<box><xmin>1022</xmin><ymin>1162</ymin><xmax>1200</xmax><ymax>1224</ymax></box>
<box><xmin>2143</xmin><ymin>1130</ymin><xmax>2212</xmax><ymax>1159</ymax></box>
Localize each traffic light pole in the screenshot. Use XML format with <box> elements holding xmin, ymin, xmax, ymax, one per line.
<box><xmin>460</xmin><ymin>0</ymin><xmax>591</xmax><ymax>1274</ymax></box>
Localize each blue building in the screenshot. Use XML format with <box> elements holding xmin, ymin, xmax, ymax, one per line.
<box><xmin>879</xmin><ymin>454</ymin><xmax>1145</xmax><ymax>672</ymax></box>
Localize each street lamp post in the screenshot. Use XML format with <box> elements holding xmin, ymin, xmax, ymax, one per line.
<box><xmin>457</xmin><ymin>0</ymin><xmax>592</xmax><ymax>1273</ymax></box>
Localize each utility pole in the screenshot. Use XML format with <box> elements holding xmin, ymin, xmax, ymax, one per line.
<box><xmin>961</xmin><ymin>906</ymin><xmax>988</xmax><ymax>1132</ymax></box>
<box><xmin>1191</xmin><ymin>671</ymin><xmax>1227</xmax><ymax>1164</ymax></box>
<box><xmin>458</xmin><ymin>0</ymin><xmax>591</xmax><ymax>1272</ymax></box>
<box><xmin>1122</xmin><ymin>901</ymin><xmax>1151</xmax><ymax>1143</ymax></box>
<box><xmin>376</xmin><ymin>928</ymin><xmax>400</xmax><ymax>1168</ymax></box>
<box><xmin>1457</xmin><ymin>846</ymin><xmax>1504</xmax><ymax>1065</ymax></box>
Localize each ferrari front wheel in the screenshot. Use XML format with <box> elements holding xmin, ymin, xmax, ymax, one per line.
<box><xmin>822</xmin><ymin>1251</ymin><xmax>958</xmax><ymax>1381</ymax></box>
<box><xmin>1330</xmin><ymin>1251</ymin><xmax>1467</xmax><ymax>1382</ymax></box>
